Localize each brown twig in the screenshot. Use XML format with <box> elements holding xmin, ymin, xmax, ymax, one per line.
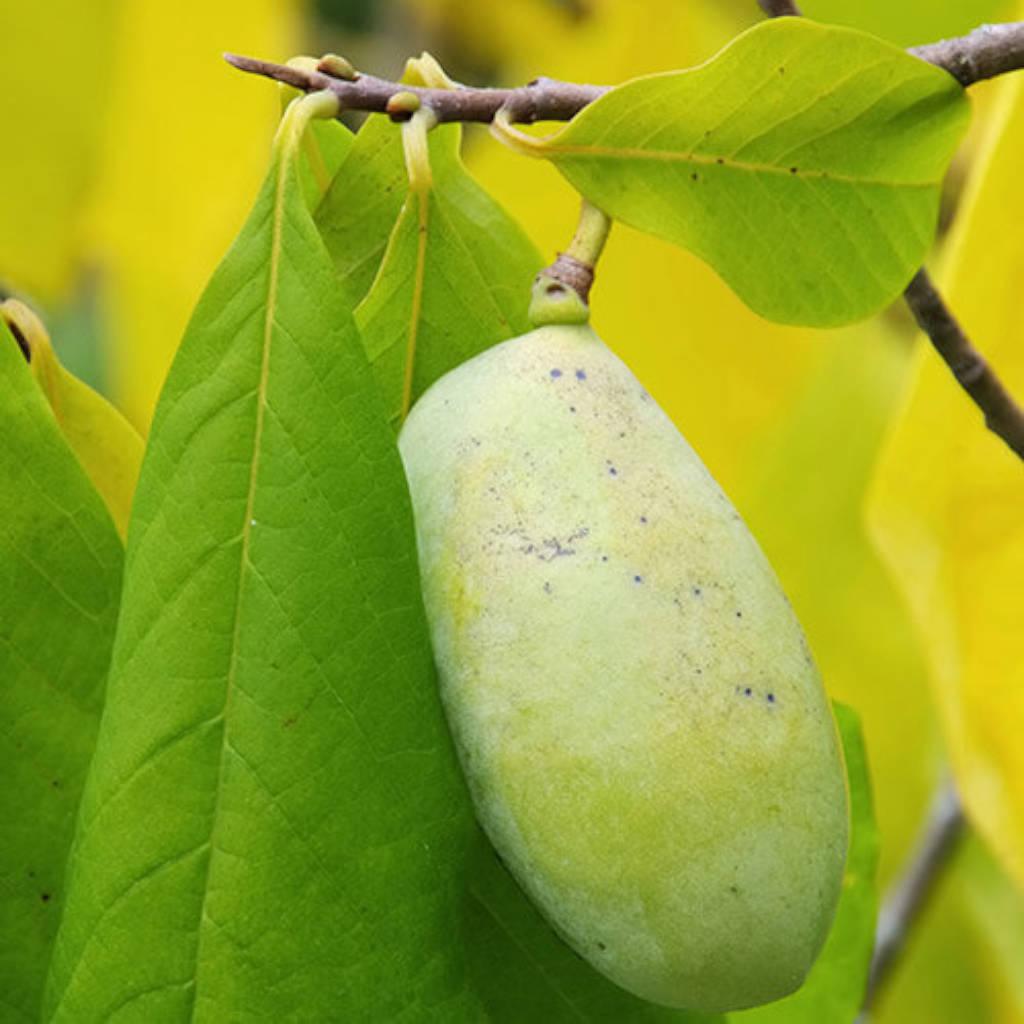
<box><xmin>223</xmin><ymin>54</ymin><xmax>606</xmax><ymax>124</ymax></box>
<box><xmin>903</xmin><ymin>270</ymin><xmax>1024</xmax><ymax>460</ymax></box>
<box><xmin>857</xmin><ymin>783</ymin><xmax>965</xmax><ymax>1021</ymax></box>
<box><xmin>911</xmin><ymin>21</ymin><xmax>1024</xmax><ymax>86</ymax></box>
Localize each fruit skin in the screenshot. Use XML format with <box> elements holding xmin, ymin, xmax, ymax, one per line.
<box><xmin>399</xmin><ymin>322</ymin><xmax>849</xmax><ymax>1012</ymax></box>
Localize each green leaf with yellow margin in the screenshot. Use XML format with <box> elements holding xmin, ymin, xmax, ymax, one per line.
<box><xmin>1</xmin><ymin>300</ymin><xmax>143</xmax><ymax>539</ymax></box>
<box><xmin>494</xmin><ymin>18</ymin><xmax>969</xmax><ymax>327</ymax></box>
<box><xmin>43</xmin><ymin>92</ymin><xmax>482</xmax><ymax>1021</ymax></box>
<box><xmin>0</xmin><ymin>320</ymin><xmax>123</xmax><ymax>1020</ymax></box>
<box><xmin>868</xmin><ymin>65</ymin><xmax>1024</xmax><ymax>894</ymax></box>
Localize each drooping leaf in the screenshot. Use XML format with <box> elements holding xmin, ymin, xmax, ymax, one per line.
<box><xmin>734</xmin><ymin>702</ymin><xmax>878</xmax><ymax>1024</ymax></box>
<box><xmin>355</xmin><ymin>120</ymin><xmax>543</xmax><ymax>423</ymax></box>
<box><xmin>318</xmin><ymin>55</ymin><xmax>542</xmax><ymax>424</ymax></box>
<box><xmin>0</xmin><ymin>320</ymin><xmax>123</xmax><ymax>1021</ymax></box>
<box><xmin>868</xmin><ymin>67</ymin><xmax>1024</xmax><ymax>892</ymax></box>
<box><xmin>1</xmin><ymin>300</ymin><xmax>143</xmax><ymax>539</ymax></box>
<box><xmin>494</xmin><ymin>18</ymin><xmax>969</xmax><ymax>327</ymax></box>
<box><xmin>43</xmin><ymin>95</ymin><xmax>482</xmax><ymax>1021</ymax></box>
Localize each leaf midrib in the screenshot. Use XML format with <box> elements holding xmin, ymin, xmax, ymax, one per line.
<box><xmin>184</xmin><ymin>137</ymin><xmax>288</xmax><ymax>1022</ymax></box>
<box><xmin>549</xmin><ymin>142</ymin><xmax>935</xmax><ymax>188</ymax></box>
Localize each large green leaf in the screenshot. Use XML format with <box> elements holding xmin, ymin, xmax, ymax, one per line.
<box><xmin>0</xmin><ymin>321</ymin><xmax>123</xmax><ymax>1020</ymax></box>
<box><xmin>733</xmin><ymin>702</ymin><xmax>878</xmax><ymax>1024</ymax></box>
<box><xmin>43</xmin><ymin>95</ymin><xmax>481</xmax><ymax>1021</ymax></box>
<box><xmin>495</xmin><ymin>18</ymin><xmax>969</xmax><ymax>326</ymax></box>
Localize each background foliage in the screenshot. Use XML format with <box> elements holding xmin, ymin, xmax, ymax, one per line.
<box><xmin>1</xmin><ymin>0</ymin><xmax>1023</xmax><ymax>1020</ymax></box>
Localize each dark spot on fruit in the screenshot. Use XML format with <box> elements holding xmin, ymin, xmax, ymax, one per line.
<box><xmin>601</xmin><ymin>555</ymin><xmax>609</xmax><ymax>562</ymax></box>
<box><xmin>767</xmin><ymin>693</ymin><xmax>776</xmax><ymax>704</ymax></box>
<box><xmin>550</xmin><ymin>368</ymin><xmax>563</xmax><ymax>378</ymax></box>
<box><xmin>634</xmin><ymin>575</ymin><xmax>643</xmax><ymax>584</ymax></box>
<box><xmin>618</xmin><ymin>431</ymin><xmax>626</xmax><ymax>438</ymax></box>
<box><xmin>543</xmin><ymin>581</ymin><xmax>553</xmax><ymax>594</ymax></box>
<box><xmin>608</xmin><ymin>466</ymin><xmax>618</xmax><ymax>476</ymax></box>
<box><xmin>735</xmin><ymin>611</ymin><xmax>743</xmax><ymax>619</ymax></box>
<box><xmin>692</xmin><ymin>586</ymin><xmax>702</xmax><ymax>597</ymax></box>
<box><xmin>569</xmin><ymin>406</ymin><xmax>576</xmax><ymax>413</ymax></box>
<box><xmin>743</xmin><ymin>687</ymin><xmax>753</xmax><ymax>697</ymax></box>
<box><xmin>778</xmin><ymin>66</ymin><xmax>786</xmax><ymax>74</ymax></box>
<box><xmin>575</xmin><ymin>369</ymin><xmax>587</xmax><ymax>380</ymax></box>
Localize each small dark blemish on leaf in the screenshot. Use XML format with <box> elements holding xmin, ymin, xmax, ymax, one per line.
<box><xmin>767</xmin><ymin>693</ymin><xmax>776</xmax><ymax>704</ymax></box>
<box><xmin>601</xmin><ymin>555</ymin><xmax>609</xmax><ymax>562</ymax></box>
<box><xmin>597</xmin><ymin>941</ymin><xmax>607</xmax><ymax>951</ymax></box>
<box><xmin>729</xmin><ymin>885</ymin><xmax>740</xmax><ymax>894</ymax></box>
<box><xmin>778</xmin><ymin>66</ymin><xmax>785</xmax><ymax>74</ymax></box>
<box><xmin>50</xmin><ymin>779</ymin><xmax>61</xmax><ymax>790</ymax></box>
<box><xmin>743</xmin><ymin>687</ymin><xmax>753</xmax><ymax>697</ymax></box>
<box><xmin>608</xmin><ymin>466</ymin><xmax>618</xmax><ymax>477</ymax></box>
<box><xmin>283</xmin><ymin>716</ymin><xmax>297</xmax><ymax>729</ymax></box>
<box><xmin>639</xmin><ymin>516</ymin><xmax>647</xmax><ymax>524</ymax></box>
<box><xmin>40</xmin><ymin>892</ymin><xmax>51</xmax><ymax>903</ymax></box>
<box><xmin>789</xmin><ymin>166</ymin><xmax>798</xmax><ymax>174</ymax></box>
<box><xmin>715</xmin><ymin>157</ymin><xmax>724</xmax><ymax>165</ymax></box>
<box><xmin>634</xmin><ymin>575</ymin><xmax>643</xmax><ymax>584</ymax></box>
<box><xmin>550</xmin><ymin>368</ymin><xmax>563</xmax><ymax>378</ymax></box>
<box><xmin>735</xmin><ymin>610</ymin><xmax>743</xmax><ymax>619</ymax></box>
<box><xmin>569</xmin><ymin>406</ymin><xmax>576</xmax><ymax>413</ymax></box>
<box><xmin>692</xmin><ymin>586</ymin><xmax>702</xmax><ymax>597</ymax></box>
<box><xmin>575</xmin><ymin>369</ymin><xmax>587</xmax><ymax>381</ymax></box>
<box><xmin>690</xmin><ymin>172</ymin><xmax>699</xmax><ymax>182</ymax></box>
<box><xmin>543</xmin><ymin>581</ymin><xmax>553</xmax><ymax>594</ymax></box>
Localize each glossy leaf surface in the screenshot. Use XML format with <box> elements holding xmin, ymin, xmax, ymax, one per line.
<box><xmin>498</xmin><ymin>18</ymin><xmax>969</xmax><ymax>326</ymax></box>
<box><xmin>44</xmin><ymin>97</ymin><xmax>479</xmax><ymax>1021</ymax></box>
<box><xmin>0</xmin><ymin>322</ymin><xmax>123</xmax><ymax>1020</ymax></box>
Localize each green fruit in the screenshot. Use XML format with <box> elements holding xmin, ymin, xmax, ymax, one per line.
<box><xmin>398</xmin><ymin>318</ymin><xmax>849</xmax><ymax>1013</ymax></box>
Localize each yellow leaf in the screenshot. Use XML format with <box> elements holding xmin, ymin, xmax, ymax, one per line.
<box><xmin>1</xmin><ymin>300</ymin><xmax>142</xmax><ymax>538</ymax></box>
<box><xmin>0</xmin><ymin>1</ymin><xmax>119</xmax><ymax>300</ymax></box>
<box><xmin>87</xmin><ymin>0</ymin><xmax>302</xmax><ymax>430</ymax></box>
<box><xmin>869</xmin><ymin>68</ymin><xmax>1024</xmax><ymax>891</ymax></box>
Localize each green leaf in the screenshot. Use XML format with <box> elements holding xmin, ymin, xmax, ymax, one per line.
<box><xmin>466</xmin><ymin>829</ymin><xmax>722</xmax><ymax>1024</ymax></box>
<box><xmin>355</xmin><ymin>120</ymin><xmax>543</xmax><ymax>423</ymax></box>
<box><xmin>497</xmin><ymin>18</ymin><xmax>969</xmax><ymax>326</ymax></box>
<box><xmin>315</xmin><ymin>96</ymin><xmax>413</xmax><ymax>306</ymax></box>
<box><xmin>43</xmin><ymin>96</ymin><xmax>481</xmax><ymax>1021</ymax></box>
<box><xmin>297</xmin><ymin>119</ymin><xmax>353</xmax><ymax>212</ymax></box>
<box><xmin>0</xmin><ymin>321</ymin><xmax>123</xmax><ymax>1021</ymax></box>
<box><xmin>733</xmin><ymin>702</ymin><xmax>878</xmax><ymax>1024</ymax></box>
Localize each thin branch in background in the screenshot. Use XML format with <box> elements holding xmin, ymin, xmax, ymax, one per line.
<box><xmin>757</xmin><ymin>0</ymin><xmax>803</xmax><ymax>16</ymax></box>
<box><xmin>858</xmin><ymin>783</ymin><xmax>965</xmax><ymax>1021</ymax></box>
<box><xmin>911</xmin><ymin>21</ymin><xmax>1024</xmax><ymax>86</ymax></box>
<box><xmin>904</xmin><ymin>270</ymin><xmax>1024</xmax><ymax>460</ymax></box>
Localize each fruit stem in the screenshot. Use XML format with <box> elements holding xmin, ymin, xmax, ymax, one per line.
<box><xmin>565</xmin><ymin>199</ymin><xmax>612</xmax><ymax>271</ymax></box>
<box><xmin>529</xmin><ymin>200</ymin><xmax>612</xmax><ymax>328</ymax></box>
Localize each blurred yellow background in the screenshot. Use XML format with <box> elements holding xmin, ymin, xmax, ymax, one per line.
<box><xmin>2</xmin><ymin>0</ymin><xmax>1022</xmax><ymax>1019</ymax></box>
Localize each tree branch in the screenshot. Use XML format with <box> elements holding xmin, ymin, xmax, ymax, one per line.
<box><xmin>911</xmin><ymin>21</ymin><xmax>1024</xmax><ymax>86</ymax></box>
<box><xmin>224</xmin><ymin>54</ymin><xmax>606</xmax><ymax>124</ymax></box>
<box><xmin>226</xmin><ymin>21</ymin><xmax>1024</xmax><ymax>117</ymax></box>
<box><xmin>903</xmin><ymin>270</ymin><xmax>1024</xmax><ymax>460</ymax></box>
<box><xmin>858</xmin><ymin>782</ymin><xmax>965</xmax><ymax>1020</ymax></box>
